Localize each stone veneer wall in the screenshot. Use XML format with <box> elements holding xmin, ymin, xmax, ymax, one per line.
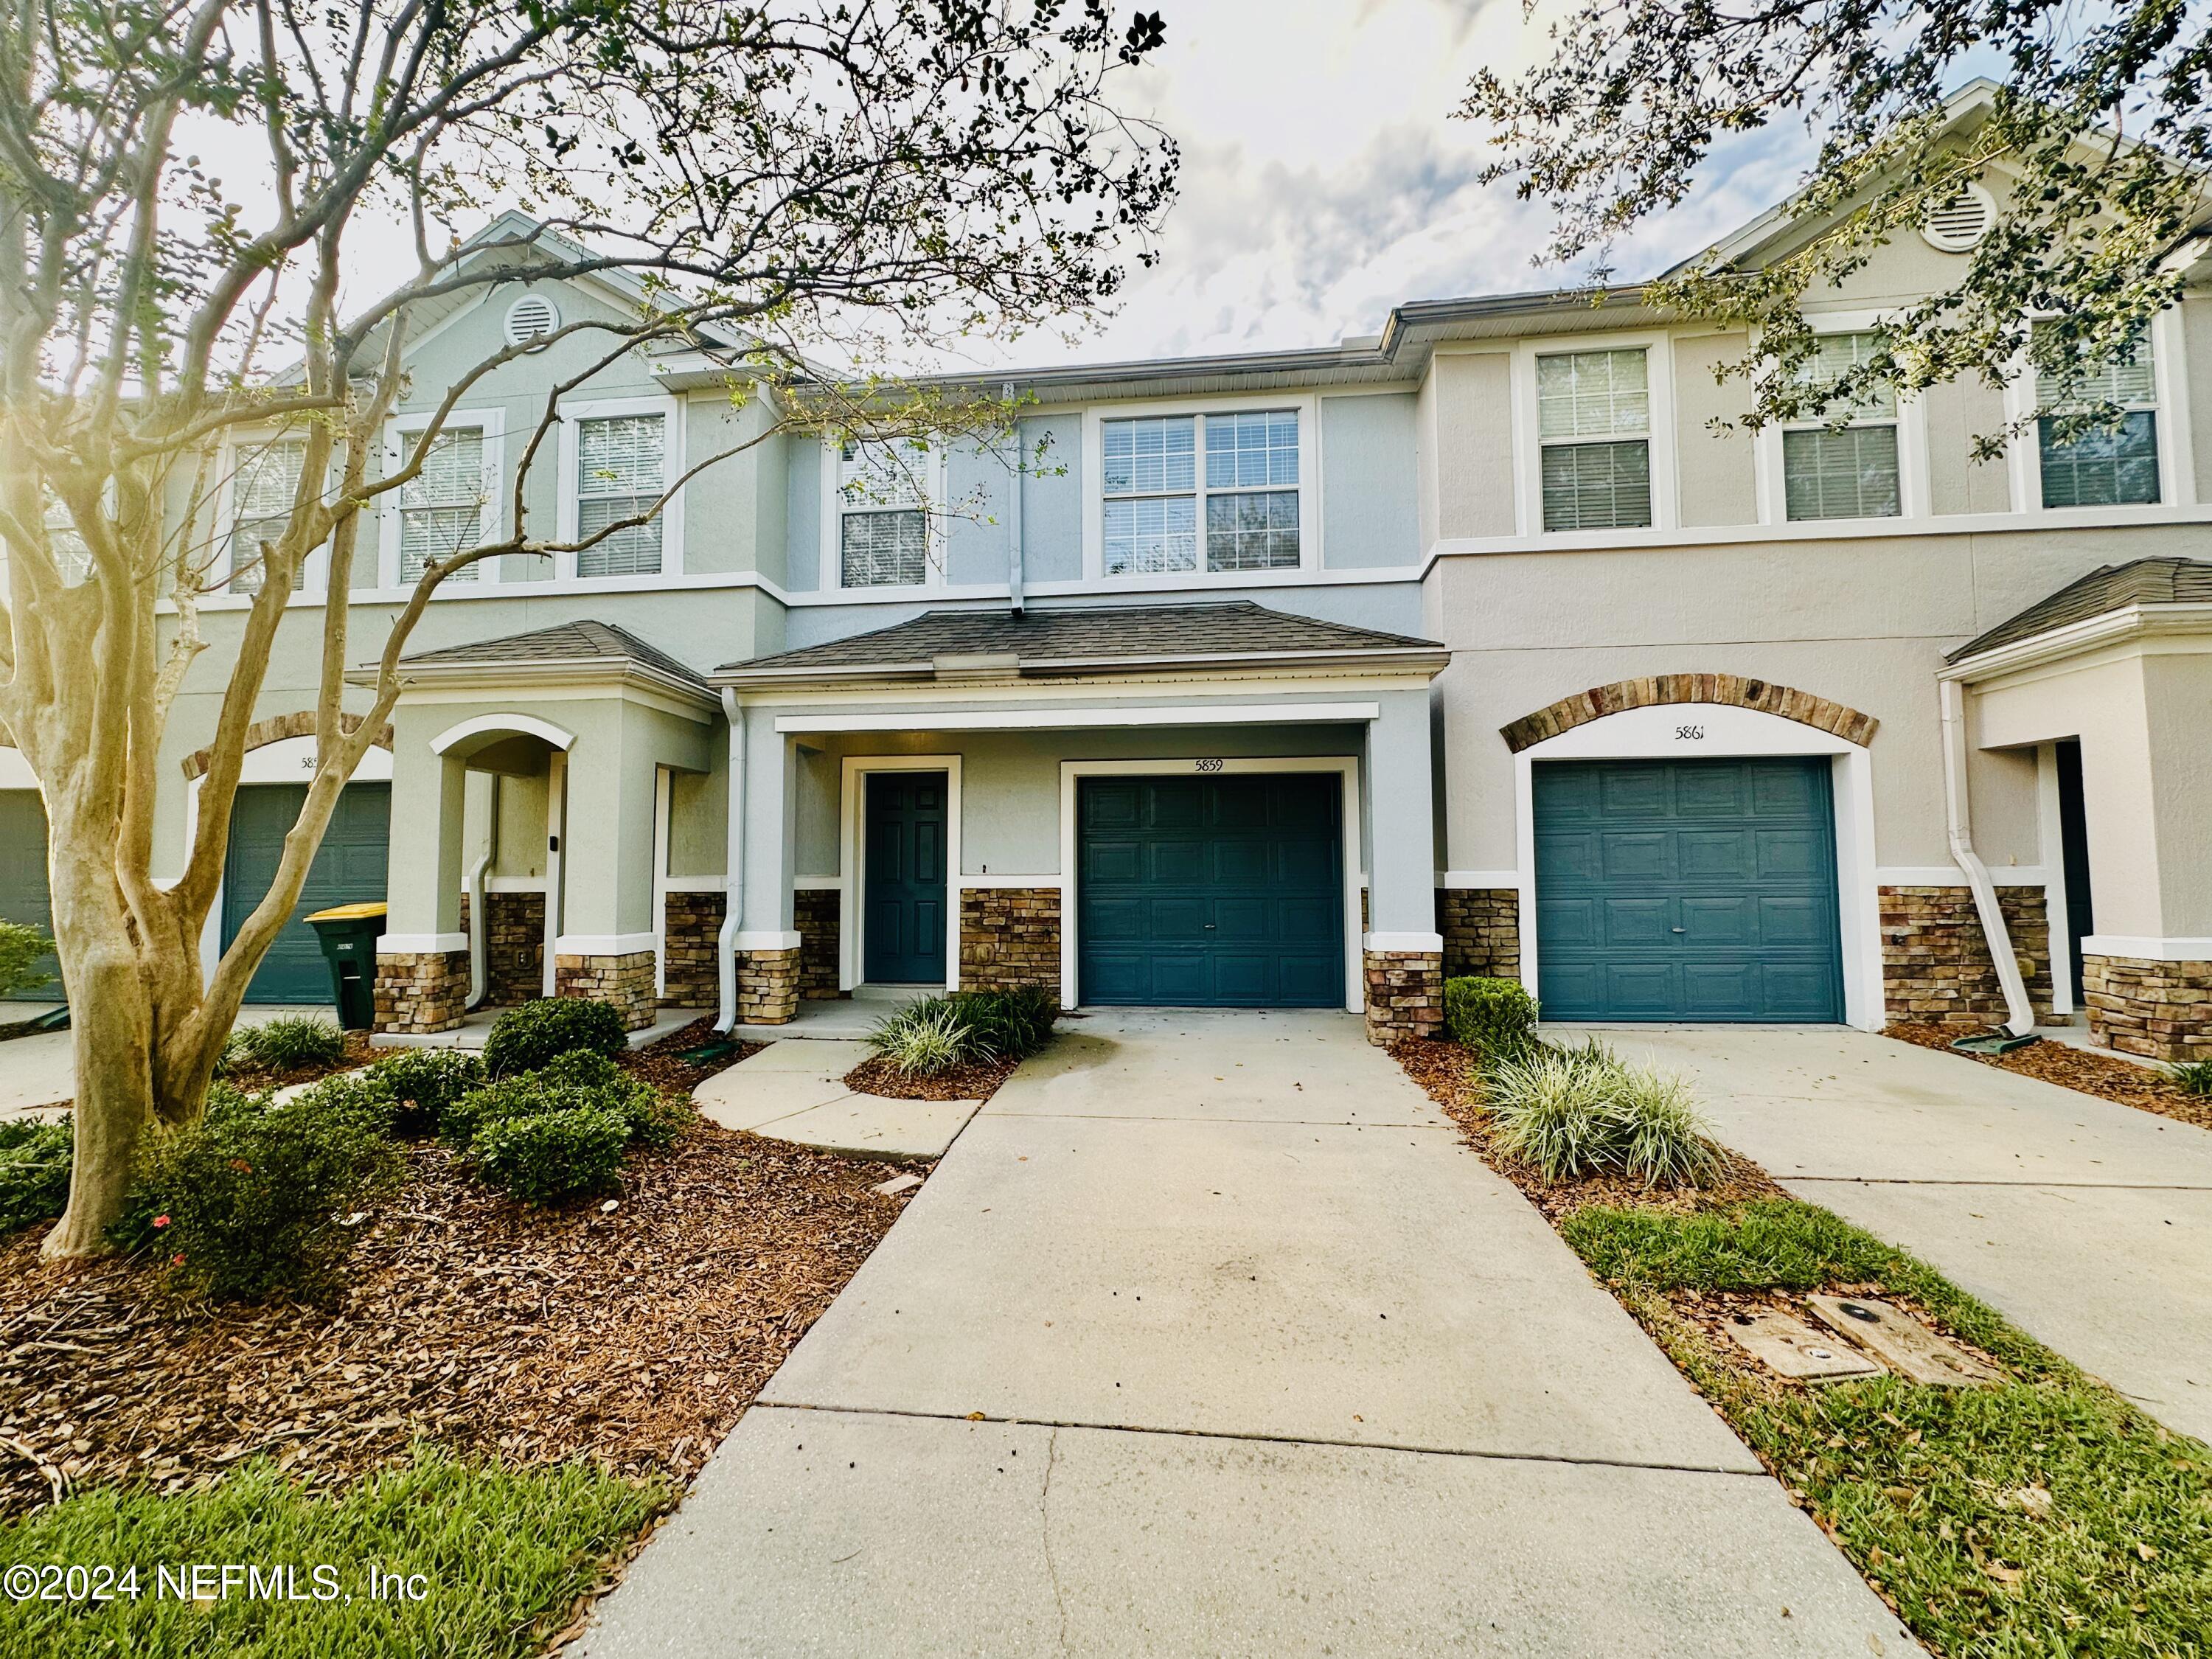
<box><xmin>661</xmin><ymin>891</ymin><xmax>725</xmax><ymax>1009</ymax></box>
<box><xmin>555</xmin><ymin>951</ymin><xmax>658</xmax><ymax>1031</ymax></box>
<box><xmin>1363</xmin><ymin>949</ymin><xmax>1442</xmax><ymax>1046</ymax></box>
<box><xmin>481</xmin><ymin>891</ymin><xmax>546</xmax><ymax>1006</ymax></box>
<box><xmin>1879</xmin><ymin>886</ymin><xmax>2053</xmax><ymax>1028</ymax></box>
<box><xmin>2084</xmin><ymin>956</ymin><xmax>2212</xmax><ymax>1061</ymax></box>
<box><xmin>374</xmin><ymin>950</ymin><xmax>468</xmax><ymax>1034</ymax></box>
<box><xmin>736</xmin><ymin>946</ymin><xmax>801</xmax><ymax>1025</ymax></box>
<box><xmin>959</xmin><ymin>887</ymin><xmax>1062</xmax><ymax>994</ymax></box>
<box><xmin>1437</xmin><ymin>888</ymin><xmax>1520</xmax><ymax>981</ymax></box>
<box><xmin>796</xmin><ymin>888</ymin><xmax>843</xmax><ymax>1000</ymax></box>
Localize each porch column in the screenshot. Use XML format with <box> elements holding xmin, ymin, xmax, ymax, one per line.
<box><xmin>1363</xmin><ymin>689</ymin><xmax>1444</xmax><ymax>1045</ymax></box>
<box><xmin>375</xmin><ymin>723</ymin><xmax>468</xmax><ymax>1034</ymax></box>
<box><xmin>551</xmin><ymin>703</ymin><xmax>664</xmax><ymax>1031</ymax></box>
<box><xmin>733</xmin><ymin>714</ymin><xmax>801</xmax><ymax>1024</ymax></box>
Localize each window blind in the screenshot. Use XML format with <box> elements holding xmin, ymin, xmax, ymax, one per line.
<box><xmin>575</xmin><ymin>414</ymin><xmax>664</xmax><ymax>577</ymax></box>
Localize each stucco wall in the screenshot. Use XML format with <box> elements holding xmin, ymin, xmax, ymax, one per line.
<box><xmin>1672</xmin><ymin>332</ymin><xmax>1757</xmax><ymax>529</ymax></box>
<box><xmin>1320</xmin><ymin>393</ymin><xmax>1419</xmax><ymax>567</ymax></box>
<box><xmin>1921</xmin><ymin>377</ymin><xmax>2013</xmax><ymax>515</ymax></box>
<box><xmin>1430</xmin><ymin>352</ymin><xmax>1515</xmax><ymax>539</ymax></box>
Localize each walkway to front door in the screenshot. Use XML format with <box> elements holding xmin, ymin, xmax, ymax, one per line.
<box><xmin>582</xmin><ymin>1011</ymin><xmax>1910</xmax><ymax>1656</ymax></box>
<box><xmin>862</xmin><ymin>771</ymin><xmax>947</xmax><ymax>985</ymax></box>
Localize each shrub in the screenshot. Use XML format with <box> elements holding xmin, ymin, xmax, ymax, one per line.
<box><xmin>481</xmin><ymin>998</ymin><xmax>629</xmax><ymax>1077</ymax></box>
<box><xmin>470</xmin><ymin>1106</ymin><xmax>630</xmax><ymax>1205</ymax></box>
<box><xmin>1442</xmin><ymin>976</ymin><xmax>1538</xmax><ymax>1060</ymax></box>
<box><xmin>532</xmin><ymin>1049</ymin><xmax>622</xmax><ymax>1090</ymax></box>
<box><xmin>866</xmin><ymin>996</ymin><xmax>970</xmax><ymax>1077</ymax></box>
<box><xmin>130</xmin><ymin>1092</ymin><xmax>403</xmax><ymax>1300</ymax></box>
<box><xmin>439</xmin><ymin>1072</ymin><xmax>563</xmax><ymax>1147</ymax></box>
<box><xmin>1485</xmin><ymin>1040</ymin><xmax>1722</xmax><ymax>1188</ymax></box>
<box><xmin>2164</xmin><ymin>1057</ymin><xmax>2212</xmax><ymax>1097</ymax></box>
<box><xmin>529</xmin><ymin>1051</ymin><xmax>691</xmax><ymax>1148</ymax></box>
<box><xmin>948</xmin><ymin>987</ymin><xmax>1058</xmax><ymax>1062</ymax></box>
<box><xmin>0</xmin><ymin>1117</ymin><xmax>72</xmax><ymax>1234</ymax></box>
<box><xmin>217</xmin><ymin>1015</ymin><xmax>347</xmax><ymax>1075</ymax></box>
<box><xmin>362</xmin><ymin>1048</ymin><xmax>484</xmax><ymax>1135</ymax></box>
<box><xmin>0</xmin><ymin>919</ymin><xmax>55</xmax><ymax>1000</ymax></box>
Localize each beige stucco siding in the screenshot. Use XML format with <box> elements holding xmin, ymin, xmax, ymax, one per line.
<box><xmin>1430</xmin><ymin>351</ymin><xmax>1514</xmax><ymax>539</ymax></box>
<box><xmin>1921</xmin><ymin>377</ymin><xmax>2013</xmax><ymax>515</ymax></box>
<box><xmin>1672</xmin><ymin>332</ymin><xmax>1757</xmax><ymax>528</ymax></box>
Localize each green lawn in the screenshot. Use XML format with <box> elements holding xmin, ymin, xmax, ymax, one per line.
<box><xmin>1564</xmin><ymin>1199</ymin><xmax>2212</xmax><ymax>1656</ymax></box>
<box><xmin>0</xmin><ymin>1450</ymin><xmax>664</xmax><ymax>1658</ymax></box>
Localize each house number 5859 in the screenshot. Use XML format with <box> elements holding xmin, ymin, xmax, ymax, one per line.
<box><xmin>1674</xmin><ymin>725</ymin><xmax>1705</xmax><ymax>741</ymax></box>
<box><xmin>1194</xmin><ymin>757</ymin><xmax>1224</xmax><ymax>772</ymax></box>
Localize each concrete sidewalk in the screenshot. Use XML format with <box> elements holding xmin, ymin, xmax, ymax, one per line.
<box><xmin>584</xmin><ymin>1009</ymin><xmax>1911</xmax><ymax>1657</ymax></box>
<box><xmin>1593</xmin><ymin>1025</ymin><xmax>2212</xmax><ymax>1444</ymax></box>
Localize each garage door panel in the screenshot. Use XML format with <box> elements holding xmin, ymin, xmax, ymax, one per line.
<box><xmin>0</xmin><ymin>791</ymin><xmax>59</xmax><ymax>996</ymax></box>
<box><xmin>223</xmin><ymin>782</ymin><xmax>390</xmax><ymax>1004</ymax></box>
<box><xmin>1534</xmin><ymin>757</ymin><xmax>1841</xmax><ymax>1023</ymax></box>
<box><xmin>1078</xmin><ymin>773</ymin><xmax>1342</xmax><ymax>1009</ymax></box>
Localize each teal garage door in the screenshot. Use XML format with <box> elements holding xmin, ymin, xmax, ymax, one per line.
<box><xmin>1078</xmin><ymin>773</ymin><xmax>1343</xmax><ymax>1008</ymax></box>
<box><xmin>0</xmin><ymin>791</ymin><xmax>59</xmax><ymax>996</ymax></box>
<box><xmin>222</xmin><ymin>783</ymin><xmax>391</xmax><ymax>1004</ymax></box>
<box><xmin>1534</xmin><ymin>757</ymin><xmax>1843</xmax><ymax>1023</ymax></box>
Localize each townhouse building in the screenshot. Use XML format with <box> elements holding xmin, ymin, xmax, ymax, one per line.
<box><xmin>7</xmin><ymin>116</ymin><xmax>2211</xmax><ymax>1062</ymax></box>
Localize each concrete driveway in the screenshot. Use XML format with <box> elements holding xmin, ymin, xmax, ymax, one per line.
<box><xmin>1594</xmin><ymin>1026</ymin><xmax>2212</xmax><ymax>1444</ymax></box>
<box><xmin>584</xmin><ymin>1009</ymin><xmax>1910</xmax><ymax>1657</ymax></box>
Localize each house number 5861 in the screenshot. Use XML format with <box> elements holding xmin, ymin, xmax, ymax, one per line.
<box><xmin>1675</xmin><ymin>725</ymin><xmax>1705</xmax><ymax>741</ymax></box>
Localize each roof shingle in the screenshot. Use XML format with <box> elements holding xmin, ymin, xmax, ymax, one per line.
<box><xmin>715</xmin><ymin>601</ymin><xmax>1444</xmax><ymax>678</ymax></box>
<box><xmin>1950</xmin><ymin>557</ymin><xmax>2212</xmax><ymax>662</ymax></box>
<box><xmin>398</xmin><ymin>619</ymin><xmax>707</xmax><ymax>689</ymax></box>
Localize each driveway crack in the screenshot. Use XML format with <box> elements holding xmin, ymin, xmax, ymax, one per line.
<box><xmin>1040</xmin><ymin>1425</ymin><xmax>1071</xmax><ymax>1653</ymax></box>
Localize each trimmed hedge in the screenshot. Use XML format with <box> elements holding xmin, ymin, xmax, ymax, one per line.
<box><xmin>481</xmin><ymin>998</ymin><xmax>629</xmax><ymax>1078</ymax></box>
<box><xmin>1442</xmin><ymin>976</ymin><xmax>1538</xmax><ymax>1060</ymax></box>
<box><xmin>361</xmin><ymin>1048</ymin><xmax>484</xmax><ymax>1135</ymax></box>
<box><xmin>470</xmin><ymin>1106</ymin><xmax>631</xmax><ymax>1205</ymax></box>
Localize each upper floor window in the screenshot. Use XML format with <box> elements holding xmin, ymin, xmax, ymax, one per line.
<box><xmin>839</xmin><ymin>439</ymin><xmax>929</xmax><ymax>587</ymax></box>
<box><xmin>228</xmin><ymin>437</ymin><xmax>309</xmax><ymax>593</ymax></box>
<box><xmin>398</xmin><ymin>425</ymin><xmax>487</xmax><ymax>584</ymax></box>
<box><xmin>1102</xmin><ymin>409</ymin><xmax>1300</xmax><ymax>575</ymax></box>
<box><xmin>2037</xmin><ymin>327</ymin><xmax>2159</xmax><ymax>508</ymax></box>
<box><xmin>1537</xmin><ymin>349</ymin><xmax>1650</xmax><ymax>531</ymax></box>
<box><xmin>1782</xmin><ymin>332</ymin><xmax>1901</xmax><ymax>521</ymax></box>
<box><xmin>575</xmin><ymin>413</ymin><xmax>665</xmax><ymax>577</ymax></box>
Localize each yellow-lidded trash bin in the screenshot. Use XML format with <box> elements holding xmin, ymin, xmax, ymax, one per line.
<box><xmin>303</xmin><ymin>902</ymin><xmax>387</xmax><ymax>1031</ymax></box>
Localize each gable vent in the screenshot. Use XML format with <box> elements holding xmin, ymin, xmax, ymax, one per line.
<box><xmin>504</xmin><ymin>294</ymin><xmax>560</xmax><ymax>346</ymax></box>
<box><xmin>1921</xmin><ymin>183</ymin><xmax>1995</xmax><ymax>253</ymax></box>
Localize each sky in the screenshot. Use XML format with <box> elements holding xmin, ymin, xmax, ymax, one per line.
<box><xmin>933</xmin><ymin>0</ymin><xmax>1817</xmax><ymax>372</ymax></box>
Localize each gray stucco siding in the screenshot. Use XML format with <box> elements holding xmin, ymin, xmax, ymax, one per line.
<box><xmin>1319</xmin><ymin>394</ymin><xmax>1419</xmax><ymax>568</ymax></box>
<box><xmin>1019</xmin><ymin>414</ymin><xmax>1084</xmax><ymax>584</ymax></box>
<box><xmin>784</xmin><ymin>438</ymin><xmax>821</xmax><ymax>591</ymax></box>
<box><xmin>945</xmin><ymin>440</ymin><xmax>1012</xmax><ymax>586</ymax></box>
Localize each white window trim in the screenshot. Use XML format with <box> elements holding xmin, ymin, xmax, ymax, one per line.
<box><xmin>818</xmin><ymin>434</ymin><xmax>951</xmax><ymax>594</ymax></box>
<box><xmin>554</xmin><ymin>392</ymin><xmax>686</xmax><ymax>582</ymax></box>
<box><xmin>1056</xmin><ymin>756</ymin><xmax>1364</xmax><ymax>1013</ymax></box>
<box><xmin>215</xmin><ymin>430</ymin><xmax>329</xmax><ymax>597</ymax></box>
<box><xmin>1513</xmin><ymin>330</ymin><xmax>1678</xmax><ymax>537</ymax></box>
<box><xmin>2002</xmin><ymin>313</ymin><xmax>2183</xmax><ymax>513</ymax></box>
<box><xmin>1508</xmin><ymin>703</ymin><xmax>1883</xmax><ymax>1032</ymax></box>
<box><xmin>837</xmin><ymin>754</ymin><xmax>963</xmax><ymax>991</ymax></box>
<box><xmin>1750</xmin><ymin>313</ymin><xmax>1929</xmax><ymax>526</ymax></box>
<box><xmin>379</xmin><ymin>407</ymin><xmax>507</xmax><ymax>591</ymax></box>
<box><xmin>1079</xmin><ymin>391</ymin><xmax>1321</xmax><ymax>582</ymax></box>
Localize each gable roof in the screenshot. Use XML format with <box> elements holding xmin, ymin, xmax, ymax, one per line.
<box><xmin>366</xmin><ymin>619</ymin><xmax>713</xmax><ymax>703</ymax></box>
<box><xmin>1949</xmin><ymin>557</ymin><xmax>2212</xmax><ymax>662</ymax></box>
<box><xmin>714</xmin><ymin>601</ymin><xmax>1448</xmax><ymax>684</ymax></box>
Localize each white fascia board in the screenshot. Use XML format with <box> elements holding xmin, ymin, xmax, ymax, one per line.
<box><xmin>1940</xmin><ymin>603</ymin><xmax>2212</xmax><ymax>683</ymax></box>
<box><xmin>553</xmin><ymin>932</ymin><xmax>660</xmax><ymax>956</ymax></box>
<box><xmin>2081</xmin><ymin>934</ymin><xmax>2212</xmax><ymax>962</ymax></box>
<box><xmin>773</xmin><ymin>700</ymin><xmax>1382</xmax><ymax>734</ymax></box>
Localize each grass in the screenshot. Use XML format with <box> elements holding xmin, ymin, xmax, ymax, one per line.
<box><xmin>1485</xmin><ymin>1040</ymin><xmax>1724</xmax><ymax>1187</ymax></box>
<box><xmin>1564</xmin><ymin>1199</ymin><xmax>2212</xmax><ymax>1655</ymax></box>
<box><xmin>2165</xmin><ymin>1057</ymin><xmax>2212</xmax><ymax>1097</ymax></box>
<box><xmin>0</xmin><ymin>1448</ymin><xmax>664</xmax><ymax>1658</ymax></box>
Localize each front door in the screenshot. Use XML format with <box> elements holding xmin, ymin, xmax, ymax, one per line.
<box><xmin>863</xmin><ymin>771</ymin><xmax>947</xmax><ymax>984</ymax></box>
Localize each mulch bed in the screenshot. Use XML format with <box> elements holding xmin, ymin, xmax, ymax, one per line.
<box><xmin>1886</xmin><ymin>1022</ymin><xmax>2212</xmax><ymax>1133</ymax></box>
<box><xmin>1391</xmin><ymin>1039</ymin><xmax>1787</xmax><ymax>1221</ymax></box>
<box><xmin>617</xmin><ymin>1017</ymin><xmax>762</xmax><ymax>1093</ymax></box>
<box><xmin>0</xmin><ymin>1116</ymin><xmax>914</xmax><ymax>1520</ymax></box>
<box><xmin>843</xmin><ymin>1054</ymin><xmax>1019</xmax><ymax>1102</ymax></box>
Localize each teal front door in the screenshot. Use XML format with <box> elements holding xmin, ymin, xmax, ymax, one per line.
<box><xmin>1534</xmin><ymin>757</ymin><xmax>1843</xmax><ymax>1023</ymax></box>
<box><xmin>1078</xmin><ymin>773</ymin><xmax>1343</xmax><ymax>1008</ymax></box>
<box><xmin>0</xmin><ymin>790</ymin><xmax>58</xmax><ymax>998</ymax></box>
<box><xmin>222</xmin><ymin>783</ymin><xmax>392</xmax><ymax>1004</ymax></box>
<box><xmin>863</xmin><ymin>772</ymin><xmax>947</xmax><ymax>984</ymax></box>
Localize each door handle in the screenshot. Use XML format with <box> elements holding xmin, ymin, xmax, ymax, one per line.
<box><xmin>1204</xmin><ymin>923</ymin><xmax>1216</xmax><ymax>930</ymax></box>
<box><xmin>1670</xmin><ymin>927</ymin><xmax>1686</xmax><ymax>933</ymax></box>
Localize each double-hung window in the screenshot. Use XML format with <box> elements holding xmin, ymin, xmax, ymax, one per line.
<box><xmin>1102</xmin><ymin>409</ymin><xmax>1300</xmax><ymax>576</ymax></box>
<box><xmin>838</xmin><ymin>439</ymin><xmax>930</xmax><ymax>587</ymax></box>
<box><xmin>1537</xmin><ymin>349</ymin><xmax>1652</xmax><ymax>531</ymax></box>
<box><xmin>2036</xmin><ymin>327</ymin><xmax>2160</xmax><ymax>508</ymax></box>
<box><xmin>1781</xmin><ymin>333</ymin><xmax>1901</xmax><ymax>521</ymax></box>
<box><xmin>397</xmin><ymin>425</ymin><xmax>489</xmax><ymax>583</ymax></box>
<box><xmin>227</xmin><ymin>437</ymin><xmax>310</xmax><ymax>593</ymax></box>
<box><xmin>574</xmin><ymin>413</ymin><xmax>666</xmax><ymax>577</ymax></box>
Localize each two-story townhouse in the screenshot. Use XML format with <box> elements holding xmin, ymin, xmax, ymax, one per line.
<box><xmin>6</xmin><ymin>93</ymin><xmax>2210</xmax><ymax>1062</ymax></box>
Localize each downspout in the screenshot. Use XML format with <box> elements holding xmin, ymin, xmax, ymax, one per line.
<box><xmin>466</xmin><ymin>773</ymin><xmax>499</xmax><ymax>1010</ymax></box>
<box><xmin>714</xmin><ymin>691</ymin><xmax>749</xmax><ymax>1032</ymax></box>
<box><xmin>1006</xmin><ymin>390</ymin><xmax>1024</xmax><ymax>615</ymax></box>
<box><xmin>1940</xmin><ymin>678</ymin><xmax>2036</xmax><ymax>1036</ymax></box>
